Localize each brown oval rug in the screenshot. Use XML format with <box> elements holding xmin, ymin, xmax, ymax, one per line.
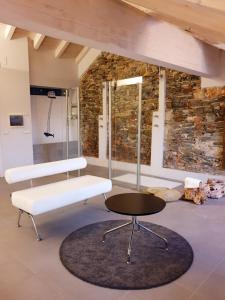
<box><xmin>59</xmin><ymin>220</ymin><xmax>193</xmax><ymax>290</ymax></box>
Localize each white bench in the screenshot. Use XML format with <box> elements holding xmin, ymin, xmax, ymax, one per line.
<box><xmin>5</xmin><ymin>157</ymin><xmax>112</xmax><ymax>240</ymax></box>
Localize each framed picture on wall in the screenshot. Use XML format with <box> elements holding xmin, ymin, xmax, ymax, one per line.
<box><xmin>9</xmin><ymin>115</ymin><xmax>24</xmax><ymax>127</ymax></box>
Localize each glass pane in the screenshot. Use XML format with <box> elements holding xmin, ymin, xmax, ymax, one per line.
<box><xmin>111</xmin><ymin>83</ymin><xmax>139</xmax><ymax>188</ymax></box>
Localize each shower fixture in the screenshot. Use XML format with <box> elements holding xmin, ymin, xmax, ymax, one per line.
<box><xmin>44</xmin><ymin>91</ymin><xmax>56</xmax><ymax>138</ymax></box>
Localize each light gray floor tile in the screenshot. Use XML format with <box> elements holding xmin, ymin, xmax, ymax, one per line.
<box><xmin>189</xmin><ymin>272</ymin><xmax>225</xmax><ymax>300</ymax></box>
<box><xmin>0</xmin><ymin>170</ymin><xmax>225</xmax><ymax>300</ymax></box>
<box><xmin>121</xmin><ymin>283</ymin><xmax>191</xmax><ymax>300</ymax></box>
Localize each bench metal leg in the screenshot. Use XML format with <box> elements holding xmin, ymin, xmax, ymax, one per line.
<box><xmin>17</xmin><ymin>209</ymin><xmax>42</xmax><ymax>241</ymax></box>
<box><xmin>28</xmin><ymin>214</ymin><xmax>42</xmax><ymax>241</ymax></box>
<box><xmin>17</xmin><ymin>209</ymin><xmax>23</xmax><ymax>227</ymax></box>
<box><xmin>103</xmin><ymin>193</ymin><xmax>110</xmax><ymax>212</ymax></box>
<box><xmin>83</xmin><ymin>199</ymin><xmax>89</xmax><ymax>205</ymax></box>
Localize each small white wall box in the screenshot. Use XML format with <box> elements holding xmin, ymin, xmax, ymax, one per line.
<box><xmin>9</xmin><ymin>115</ymin><xmax>24</xmax><ymax>127</ymax></box>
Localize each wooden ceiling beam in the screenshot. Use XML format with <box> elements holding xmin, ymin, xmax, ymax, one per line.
<box><xmin>214</xmin><ymin>43</ymin><xmax>225</xmax><ymax>51</ymax></box>
<box><xmin>186</xmin><ymin>0</ymin><xmax>225</xmax><ymax>13</ymax></box>
<box><xmin>33</xmin><ymin>33</ymin><xmax>45</xmax><ymax>49</ymax></box>
<box><xmin>75</xmin><ymin>46</ymin><xmax>89</xmax><ymax>64</ymax></box>
<box><xmin>122</xmin><ymin>0</ymin><xmax>155</xmax><ymax>14</ymax></box>
<box><xmin>4</xmin><ymin>24</ymin><xmax>16</xmax><ymax>40</ymax></box>
<box><xmin>0</xmin><ymin>0</ymin><xmax>220</xmax><ymax>76</ymax></box>
<box><xmin>55</xmin><ymin>40</ymin><xmax>69</xmax><ymax>58</ymax></box>
<box><xmin>125</xmin><ymin>0</ymin><xmax>225</xmax><ymax>44</ymax></box>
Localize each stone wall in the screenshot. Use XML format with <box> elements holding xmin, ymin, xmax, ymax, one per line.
<box><xmin>112</xmin><ymin>84</ymin><xmax>139</xmax><ymax>163</ymax></box>
<box><xmin>80</xmin><ymin>52</ymin><xmax>225</xmax><ymax>173</ymax></box>
<box><xmin>164</xmin><ymin>79</ymin><xmax>225</xmax><ymax>172</ymax></box>
<box><xmin>79</xmin><ymin>52</ymin><xmax>159</xmax><ymax>164</ymax></box>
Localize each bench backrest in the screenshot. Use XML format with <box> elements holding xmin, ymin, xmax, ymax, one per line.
<box><xmin>5</xmin><ymin>157</ymin><xmax>87</xmax><ymax>184</ymax></box>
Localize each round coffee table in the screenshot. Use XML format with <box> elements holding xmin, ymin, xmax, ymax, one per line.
<box><xmin>103</xmin><ymin>193</ymin><xmax>168</xmax><ymax>264</ymax></box>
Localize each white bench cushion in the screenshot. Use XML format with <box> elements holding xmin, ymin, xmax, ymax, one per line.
<box><xmin>11</xmin><ymin>175</ymin><xmax>112</xmax><ymax>215</ymax></box>
<box><xmin>5</xmin><ymin>157</ymin><xmax>87</xmax><ymax>184</ymax></box>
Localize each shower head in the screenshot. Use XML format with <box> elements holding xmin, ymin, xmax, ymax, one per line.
<box><xmin>47</xmin><ymin>91</ymin><xmax>56</xmax><ymax>98</ymax></box>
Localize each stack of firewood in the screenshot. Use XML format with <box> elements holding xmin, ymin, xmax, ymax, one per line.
<box><xmin>184</xmin><ymin>177</ymin><xmax>225</xmax><ymax>204</ymax></box>
<box><xmin>207</xmin><ymin>179</ymin><xmax>225</xmax><ymax>199</ymax></box>
<box><xmin>184</xmin><ymin>183</ymin><xmax>209</xmax><ymax>205</ymax></box>
<box><xmin>184</xmin><ymin>177</ymin><xmax>207</xmax><ymax>204</ymax></box>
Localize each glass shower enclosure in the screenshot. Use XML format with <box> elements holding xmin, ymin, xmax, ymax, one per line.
<box><xmin>106</xmin><ymin>77</ymin><xmax>142</xmax><ymax>190</ymax></box>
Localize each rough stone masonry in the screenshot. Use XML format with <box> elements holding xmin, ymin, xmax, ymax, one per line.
<box><xmin>79</xmin><ymin>52</ymin><xmax>225</xmax><ymax>174</ymax></box>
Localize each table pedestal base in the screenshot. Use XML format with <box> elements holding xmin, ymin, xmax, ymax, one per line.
<box><xmin>102</xmin><ymin>216</ymin><xmax>168</xmax><ymax>264</ymax></box>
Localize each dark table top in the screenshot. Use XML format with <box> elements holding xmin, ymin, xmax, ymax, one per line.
<box><xmin>105</xmin><ymin>193</ymin><xmax>166</xmax><ymax>216</ymax></box>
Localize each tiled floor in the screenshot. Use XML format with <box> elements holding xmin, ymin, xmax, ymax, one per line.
<box><xmin>0</xmin><ymin>169</ymin><xmax>225</xmax><ymax>299</ymax></box>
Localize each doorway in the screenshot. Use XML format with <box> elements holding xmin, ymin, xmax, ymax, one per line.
<box><xmin>31</xmin><ymin>87</ymin><xmax>81</xmax><ymax>163</ymax></box>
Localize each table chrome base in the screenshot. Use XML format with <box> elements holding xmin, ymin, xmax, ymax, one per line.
<box><xmin>102</xmin><ymin>216</ymin><xmax>168</xmax><ymax>264</ymax></box>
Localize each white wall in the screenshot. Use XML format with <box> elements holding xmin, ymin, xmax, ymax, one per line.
<box><xmin>0</xmin><ymin>34</ymin><xmax>80</xmax><ymax>175</ymax></box>
<box><xmin>0</xmin><ymin>133</ymin><xmax>3</xmax><ymax>176</ymax></box>
<box><xmin>28</xmin><ymin>40</ymin><xmax>78</xmax><ymax>88</ymax></box>
<box><xmin>0</xmin><ymin>37</ymin><xmax>33</xmax><ymax>175</ymax></box>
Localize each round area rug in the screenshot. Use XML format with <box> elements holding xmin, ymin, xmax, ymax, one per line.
<box><xmin>59</xmin><ymin>220</ymin><xmax>193</xmax><ymax>290</ymax></box>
